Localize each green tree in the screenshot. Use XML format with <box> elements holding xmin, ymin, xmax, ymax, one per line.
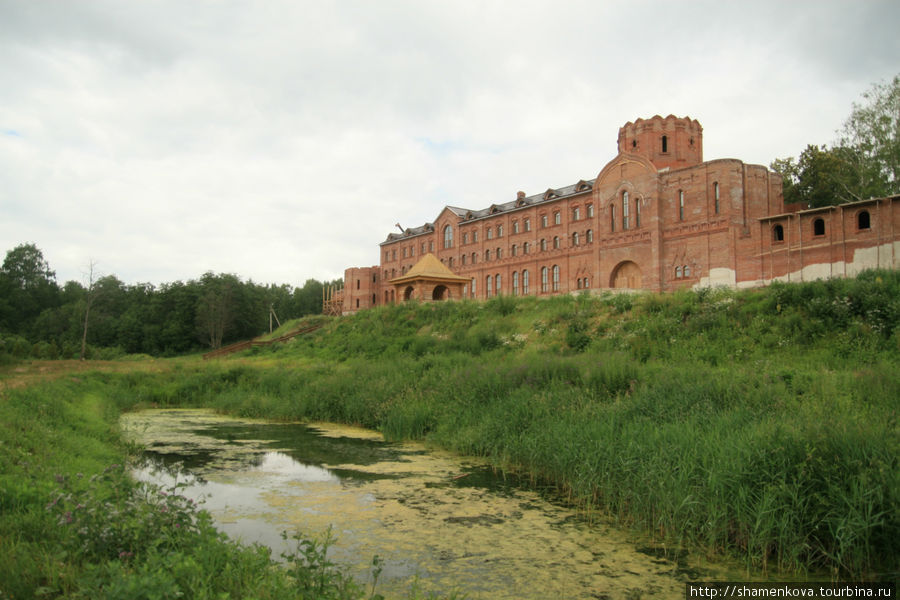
<box><xmin>772</xmin><ymin>75</ymin><xmax>899</xmax><ymax>207</ymax></box>
<box><xmin>196</xmin><ymin>272</ymin><xmax>240</xmax><ymax>349</ymax></box>
<box><xmin>838</xmin><ymin>74</ymin><xmax>899</xmax><ymax>199</ymax></box>
<box><xmin>0</xmin><ymin>243</ymin><xmax>60</xmax><ymax>336</ymax></box>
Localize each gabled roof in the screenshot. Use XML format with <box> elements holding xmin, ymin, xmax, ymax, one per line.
<box><xmin>389</xmin><ymin>253</ymin><xmax>469</xmax><ymax>284</ymax></box>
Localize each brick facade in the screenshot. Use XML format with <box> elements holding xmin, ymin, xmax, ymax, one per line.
<box><xmin>341</xmin><ymin>115</ymin><xmax>900</xmax><ymax>314</ymax></box>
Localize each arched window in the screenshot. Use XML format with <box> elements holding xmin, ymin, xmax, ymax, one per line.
<box><xmin>486</xmin><ymin>275</ymin><xmax>492</xmax><ymax>298</ymax></box>
<box><xmin>678</xmin><ymin>190</ymin><xmax>685</xmax><ymax>221</ymax></box>
<box><xmin>552</xmin><ymin>265</ymin><xmax>560</xmax><ymax>291</ymax></box>
<box><xmin>540</xmin><ymin>238</ymin><xmax>547</xmax><ymax>251</ymax></box>
<box><xmin>471</xmin><ymin>252</ymin><xmax>477</xmax><ymax>264</ymax></box>
<box><xmin>587</xmin><ymin>203</ymin><xmax>594</xmax><ymax>218</ymax></box>
<box><xmin>523</xmin><ymin>241</ymin><xmax>530</xmax><ymax>254</ymax></box>
<box><xmin>523</xmin><ymin>270</ymin><xmax>530</xmax><ymax>294</ymax></box>
<box><xmin>462</xmin><ymin>232</ymin><xmax>469</xmax><ymax>245</ymax></box>
<box><xmin>572</xmin><ymin>232</ymin><xmax>579</xmax><ymax>246</ymax></box>
<box><xmin>443</xmin><ymin>225</ymin><xmax>453</xmax><ymax>248</ymax></box>
<box><xmin>462</xmin><ymin>254</ymin><xmax>467</xmax><ymax>265</ymax></box>
<box><xmin>573</xmin><ymin>207</ymin><xmax>580</xmax><ymax>221</ymax></box>
<box><xmin>513</xmin><ymin>271</ymin><xmax>519</xmax><ymax>295</ymax></box>
<box><xmin>449</xmin><ymin>257</ymin><xmax>454</xmax><ymax>267</ymax></box>
<box><xmin>471</xmin><ymin>277</ymin><xmax>477</xmax><ymax>297</ymax></box>
<box><xmin>496</xmin><ymin>247</ymin><xmax>502</xmax><ymax>259</ymax></box>
<box><xmin>541</xmin><ymin>214</ymin><xmax>548</xmax><ymax>228</ymax></box>
<box><xmin>511</xmin><ymin>244</ymin><xmax>518</xmax><ymax>256</ymax></box>
<box><xmin>495</xmin><ymin>274</ymin><xmax>501</xmax><ymax>294</ymax></box>
<box><xmin>577</xmin><ymin>279</ymin><xmax>582</xmax><ymax>289</ymax></box>
<box><xmin>541</xmin><ymin>267</ymin><xmax>549</xmax><ymax>292</ymax></box>
<box><xmin>773</xmin><ymin>224</ymin><xmax>784</xmax><ymax>242</ymax></box>
<box><xmin>553</xmin><ymin>236</ymin><xmax>560</xmax><ymax>249</ymax></box>
<box><xmin>485</xmin><ymin>249</ymin><xmax>491</xmax><ymax>261</ymax></box>
<box><xmin>684</xmin><ymin>265</ymin><xmax>691</xmax><ymax>278</ymax></box>
<box><xmin>713</xmin><ymin>182</ymin><xmax>720</xmax><ymax>214</ymax></box>
<box><xmin>858</xmin><ymin>211</ymin><xmax>871</xmax><ymax>230</ymax></box>
<box><xmin>513</xmin><ymin>221</ymin><xmax>520</xmax><ymax>234</ymax></box>
<box><xmin>554</xmin><ymin>211</ymin><xmax>561</xmax><ymax>225</ymax></box>
<box><xmin>487</xmin><ymin>227</ymin><xmax>493</xmax><ymax>240</ymax></box>
<box><xmin>497</xmin><ymin>225</ymin><xmax>504</xmax><ymax>237</ymax></box>
<box><xmin>813</xmin><ymin>218</ymin><xmax>825</xmax><ymax>236</ymax></box>
<box><xmin>392</xmin><ymin>249</ymin><xmax>397</xmax><ymax>260</ymax></box>
<box><xmin>524</xmin><ymin>218</ymin><xmax>531</xmax><ymax>231</ymax></box>
<box><xmin>675</xmin><ymin>266</ymin><xmax>682</xmax><ymax>279</ymax></box>
<box><xmin>587</xmin><ymin>229</ymin><xmax>593</xmax><ymax>242</ymax></box>
<box><xmin>635</xmin><ymin>197</ymin><xmax>641</xmax><ymax>227</ymax></box>
<box><xmin>583</xmin><ymin>277</ymin><xmax>589</xmax><ymax>289</ymax></box>
<box><xmin>662</xmin><ymin>135</ymin><xmax>668</xmax><ymax>153</ymax></box>
<box><xmin>622</xmin><ymin>191</ymin><xmax>630</xmax><ymax>230</ymax></box>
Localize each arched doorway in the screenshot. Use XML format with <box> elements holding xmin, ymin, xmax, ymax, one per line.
<box><xmin>610</xmin><ymin>261</ymin><xmax>642</xmax><ymax>289</ymax></box>
<box><xmin>403</xmin><ymin>286</ymin><xmax>415</xmax><ymax>301</ymax></box>
<box><xmin>432</xmin><ymin>285</ymin><xmax>449</xmax><ymax>300</ymax></box>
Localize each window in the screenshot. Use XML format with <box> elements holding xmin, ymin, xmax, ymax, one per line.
<box><xmin>429</xmin><ymin>241</ymin><xmax>434</xmax><ymax>252</ymax></box>
<box><xmin>473</xmin><ymin>231</ymin><xmax>478</xmax><ymax>242</ymax></box>
<box><xmin>773</xmin><ymin>224</ymin><xmax>784</xmax><ymax>242</ymax></box>
<box><xmin>610</xmin><ymin>204</ymin><xmax>616</xmax><ymax>232</ymax></box>
<box><xmin>675</xmin><ymin>266</ymin><xmax>682</xmax><ymax>279</ymax></box>
<box><xmin>410</xmin><ymin>245</ymin><xmax>415</xmax><ymax>257</ymax></box>
<box><xmin>622</xmin><ymin>191</ymin><xmax>630</xmax><ymax>230</ymax></box>
<box><xmin>497</xmin><ymin>225</ymin><xmax>503</xmax><ymax>237</ymax></box>
<box><xmin>495</xmin><ymin>274</ymin><xmax>501</xmax><ymax>294</ymax></box>
<box><xmin>684</xmin><ymin>266</ymin><xmax>691</xmax><ymax>278</ymax></box>
<box><xmin>513</xmin><ymin>221</ymin><xmax>520</xmax><ymax>234</ymax></box>
<box><xmin>486</xmin><ymin>275</ymin><xmax>492</xmax><ymax>298</ymax></box>
<box><xmin>449</xmin><ymin>257</ymin><xmax>454</xmax><ymax>267</ymax></box>
<box><xmin>587</xmin><ymin>204</ymin><xmax>594</xmax><ymax>218</ymax></box>
<box><xmin>552</xmin><ymin>265</ymin><xmax>560</xmax><ymax>291</ymax></box>
<box><xmin>443</xmin><ymin>225</ymin><xmax>453</xmax><ymax>248</ymax></box>
<box><xmin>541</xmin><ymin>215</ymin><xmax>548</xmax><ymax>228</ymax></box>
<box><xmin>587</xmin><ymin>229</ymin><xmax>593</xmax><ymax>243</ymax></box>
<box><xmin>471</xmin><ymin>277</ymin><xmax>476</xmax><ymax>297</ymax></box>
<box><xmin>572</xmin><ymin>232</ymin><xmax>579</xmax><ymax>246</ymax></box>
<box><xmin>554</xmin><ymin>211</ymin><xmax>561</xmax><ymax>225</ymax></box>
<box><xmin>541</xmin><ymin>267</ymin><xmax>549</xmax><ymax>292</ymax></box>
<box><xmin>487</xmin><ymin>228</ymin><xmax>493</xmax><ymax>240</ymax></box>
<box><xmin>471</xmin><ymin>252</ymin><xmax>477</xmax><ymax>264</ymax></box>
<box><xmin>496</xmin><ymin>247</ymin><xmax>502</xmax><ymax>259</ymax></box>
<box><xmin>577</xmin><ymin>278</ymin><xmax>582</xmax><ymax>290</ymax></box>
<box><xmin>524</xmin><ymin>218</ymin><xmax>531</xmax><ymax>232</ymax></box>
<box><xmin>511</xmin><ymin>244</ymin><xmax>518</xmax><ymax>256</ymax></box>
<box><xmin>402</xmin><ymin>247</ymin><xmax>407</xmax><ymax>258</ymax></box>
<box><xmin>813</xmin><ymin>218</ymin><xmax>825</xmax><ymax>236</ymax></box>
<box><xmin>678</xmin><ymin>190</ymin><xmax>685</xmax><ymax>221</ymax></box>
<box><xmin>523</xmin><ymin>270</ymin><xmax>530</xmax><ymax>294</ymax></box>
<box><xmin>523</xmin><ymin>241</ymin><xmax>530</xmax><ymax>254</ymax></box>
<box><xmin>858</xmin><ymin>210</ymin><xmax>871</xmax><ymax>230</ymax></box>
<box><xmin>662</xmin><ymin>135</ymin><xmax>668</xmax><ymax>153</ymax></box>
<box><xmin>714</xmin><ymin>182</ymin><xmax>720</xmax><ymax>214</ymax></box>
<box><xmin>573</xmin><ymin>207</ymin><xmax>580</xmax><ymax>221</ymax></box>
<box><xmin>540</xmin><ymin>238</ymin><xmax>547</xmax><ymax>251</ymax></box>
<box><xmin>553</xmin><ymin>236</ymin><xmax>560</xmax><ymax>249</ymax></box>
<box><xmin>635</xmin><ymin>197</ymin><xmax>641</xmax><ymax>227</ymax></box>
<box><xmin>583</xmin><ymin>277</ymin><xmax>589</xmax><ymax>289</ymax></box>
<box><xmin>462</xmin><ymin>254</ymin><xmax>467</xmax><ymax>265</ymax></box>
<box><xmin>463</xmin><ymin>232</ymin><xmax>469</xmax><ymax>245</ymax></box>
<box><xmin>485</xmin><ymin>249</ymin><xmax>491</xmax><ymax>261</ymax></box>
<box><xmin>421</xmin><ymin>243</ymin><xmax>426</xmax><ymax>254</ymax></box>
<box><xmin>356</xmin><ymin>279</ymin><xmax>360</xmax><ymax>290</ymax></box>
<box><xmin>513</xmin><ymin>271</ymin><xmax>519</xmax><ymax>295</ymax></box>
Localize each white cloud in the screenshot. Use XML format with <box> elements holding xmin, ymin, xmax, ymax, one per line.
<box><xmin>1</xmin><ymin>0</ymin><xmax>897</xmax><ymax>286</ymax></box>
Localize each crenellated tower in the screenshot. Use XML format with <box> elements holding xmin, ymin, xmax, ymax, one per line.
<box><xmin>617</xmin><ymin>114</ymin><xmax>703</xmax><ymax>170</ymax></box>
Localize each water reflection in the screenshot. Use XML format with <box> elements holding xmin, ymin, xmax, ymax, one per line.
<box><xmin>123</xmin><ymin>409</ymin><xmax>735</xmax><ymax>600</ymax></box>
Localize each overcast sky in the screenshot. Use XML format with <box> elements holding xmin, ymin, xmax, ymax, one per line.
<box><xmin>1</xmin><ymin>1</ymin><xmax>898</xmax><ymax>287</ymax></box>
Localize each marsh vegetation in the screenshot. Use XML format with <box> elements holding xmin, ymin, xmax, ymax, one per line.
<box><xmin>1</xmin><ymin>270</ymin><xmax>897</xmax><ymax>597</ymax></box>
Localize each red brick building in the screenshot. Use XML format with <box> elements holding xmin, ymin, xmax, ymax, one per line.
<box><xmin>340</xmin><ymin>115</ymin><xmax>900</xmax><ymax>313</ymax></box>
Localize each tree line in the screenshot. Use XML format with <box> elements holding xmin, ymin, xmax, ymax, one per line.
<box><xmin>0</xmin><ymin>243</ymin><xmax>341</xmax><ymax>359</ymax></box>
<box><xmin>770</xmin><ymin>75</ymin><xmax>899</xmax><ymax>208</ymax></box>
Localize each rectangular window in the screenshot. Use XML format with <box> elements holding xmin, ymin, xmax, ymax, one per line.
<box><xmin>679</xmin><ymin>190</ymin><xmax>685</xmax><ymax>221</ymax></box>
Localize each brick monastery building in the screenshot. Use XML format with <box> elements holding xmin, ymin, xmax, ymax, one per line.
<box><xmin>338</xmin><ymin>115</ymin><xmax>900</xmax><ymax>314</ymax></box>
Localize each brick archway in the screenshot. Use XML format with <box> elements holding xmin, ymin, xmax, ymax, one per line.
<box><xmin>610</xmin><ymin>260</ymin><xmax>642</xmax><ymax>289</ymax></box>
<box><xmin>432</xmin><ymin>285</ymin><xmax>449</xmax><ymax>300</ymax></box>
<box><xmin>403</xmin><ymin>286</ymin><xmax>415</xmax><ymax>301</ymax></box>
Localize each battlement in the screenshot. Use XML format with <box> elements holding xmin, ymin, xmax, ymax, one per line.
<box><xmin>617</xmin><ymin>114</ymin><xmax>703</xmax><ymax>170</ymax></box>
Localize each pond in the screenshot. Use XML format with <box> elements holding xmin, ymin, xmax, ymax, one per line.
<box><xmin>121</xmin><ymin>408</ymin><xmax>735</xmax><ymax>599</ymax></box>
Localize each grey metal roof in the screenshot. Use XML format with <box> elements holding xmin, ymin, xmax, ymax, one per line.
<box><xmin>381</xmin><ymin>178</ymin><xmax>596</xmax><ymax>243</ymax></box>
